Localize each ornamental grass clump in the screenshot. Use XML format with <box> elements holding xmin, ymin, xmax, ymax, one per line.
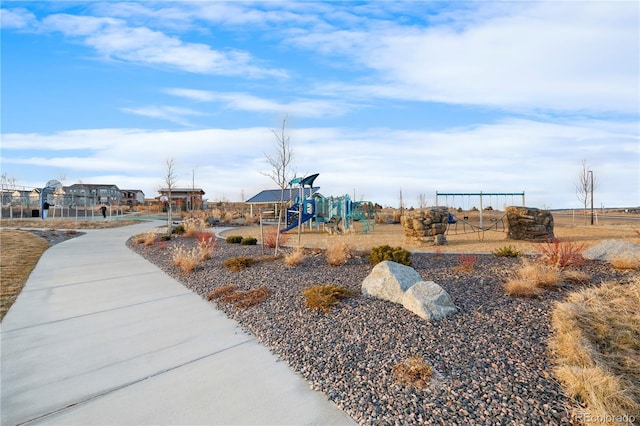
<box><xmin>284</xmin><ymin>246</ymin><xmax>306</xmax><ymax>266</ymax></box>
<box><xmin>325</xmin><ymin>240</ymin><xmax>352</xmax><ymax>266</ymax></box>
<box><xmin>549</xmin><ymin>279</ymin><xmax>640</xmax><ymax>423</ymax></box>
<box><xmin>171</xmin><ymin>244</ymin><xmax>201</xmax><ymax>274</ymax></box>
<box><xmin>182</xmin><ymin>217</ymin><xmax>205</xmax><ymax>238</ymax></box>
<box><xmin>609</xmin><ymin>256</ymin><xmax>640</xmax><ymax>271</ymax></box>
<box><xmin>369</xmin><ymin>245</ymin><xmax>412</xmax><ymax>266</ymax></box>
<box><xmin>504</xmin><ymin>258</ymin><xmax>560</xmax><ymax>297</ymax></box>
<box><xmin>391</xmin><ymin>355</ymin><xmax>433</xmax><ymax>390</ymax></box>
<box><xmin>196</xmin><ymin>232</ymin><xmax>216</xmax><ymax>260</ymax></box>
<box><xmin>142</xmin><ymin>232</ymin><xmax>156</xmax><ymax>246</ymax></box>
<box><xmin>302</xmin><ymin>284</ymin><xmax>357</xmax><ymax>313</ymax></box>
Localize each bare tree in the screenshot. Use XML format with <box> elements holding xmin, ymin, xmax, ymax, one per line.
<box><xmin>260</xmin><ymin>116</ymin><xmax>295</xmax><ymax>255</ymax></box>
<box><xmin>162</xmin><ymin>158</ymin><xmax>177</xmax><ymax>232</ymax></box>
<box><xmin>417</xmin><ymin>193</ymin><xmax>429</xmax><ymax>209</ymax></box>
<box><xmin>575</xmin><ymin>159</ymin><xmax>598</xmax><ymax>225</ymax></box>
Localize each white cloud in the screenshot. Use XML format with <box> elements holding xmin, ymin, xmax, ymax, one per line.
<box><xmin>39</xmin><ymin>13</ymin><xmax>288</xmax><ymax>78</ymax></box>
<box><xmin>6</xmin><ymin>119</ymin><xmax>635</xmax><ymax>208</ymax></box>
<box><xmin>294</xmin><ymin>2</ymin><xmax>639</xmax><ymax>114</ymax></box>
<box><xmin>164</xmin><ymin>88</ymin><xmax>353</xmax><ymax>118</ymax></box>
<box><xmin>0</xmin><ymin>7</ymin><xmax>37</xmax><ymax>29</ymax></box>
<box><xmin>121</xmin><ymin>105</ymin><xmax>206</xmax><ymax>126</ymax></box>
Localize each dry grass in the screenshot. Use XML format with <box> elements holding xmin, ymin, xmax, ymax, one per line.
<box><xmin>301</xmin><ymin>284</ymin><xmax>357</xmax><ymax>313</ymax></box>
<box><xmin>196</xmin><ymin>232</ymin><xmax>216</xmax><ymax>260</ymax></box>
<box><xmin>609</xmin><ymin>256</ymin><xmax>640</xmax><ymax>271</ymax></box>
<box><xmin>391</xmin><ymin>355</ymin><xmax>433</xmax><ymax>390</ymax></box>
<box><xmin>284</xmin><ymin>246</ymin><xmax>306</xmax><ymax>266</ymax></box>
<box><xmin>171</xmin><ymin>244</ymin><xmax>201</xmax><ymax>273</ymax></box>
<box><xmin>504</xmin><ymin>258</ymin><xmax>561</xmax><ymax>297</ymax></box>
<box><xmin>223</xmin><ymin>256</ymin><xmax>257</xmax><ymax>272</ymax></box>
<box><xmin>220</xmin><ymin>287</ymin><xmax>271</xmax><ymax>309</ymax></box>
<box><xmin>207</xmin><ymin>285</ymin><xmax>271</xmax><ymax>309</ymax></box>
<box><xmin>143</xmin><ymin>232</ymin><xmax>156</xmax><ymax>246</ymax></box>
<box><xmin>561</xmin><ymin>269</ymin><xmax>592</xmax><ymax>285</ymax></box>
<box><xmin>182</xmin><ymin>217</ymin><xmax>206</xmax><ymax>237</ymax></box>
<box><xmin>207</xmin><ymin>285</ymin><xmax>237</xmax><ymax>301</ymax></box>
<box><xmin>219</xmin><ymin>214</ymin><xmax>640</xmax><ymax>254</ymax></box>
<box><xmin>325</xmin><ymin>240</ymin><xmax>352</xmax><ymax>266</ymax></box>
<box><xmin>549</xmin><ymin>279</ymin><xmax>640</xmax><ymax>422</ymax></box>
<box><xmin>1</xmin><ymin>218</ymin><xmax>141</xmax><ymax>229</ymax></box>
<box><xmin>0</xmin><ymin>230</ymin><xmax>50</xmax><ymax>321</ymax></box>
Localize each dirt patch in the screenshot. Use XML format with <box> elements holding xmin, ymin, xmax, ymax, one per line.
<box><xmin>221</xmin><ymin>221</ymin><xmax>640</xmax><ymax>254</ymax></box>
<box><xmin>0</xmin><ymin>218</ymin><xmax>142</xmax><ymax>229</ymax></box>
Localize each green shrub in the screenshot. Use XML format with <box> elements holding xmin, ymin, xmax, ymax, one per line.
<box><xmin>241</xmin><ymin>237</ymin><xmax>258</xmax><ymax>245</ymax></box>
<box><xmin>224</xmin><ymin>256</ymin><xmax>256</xmax><ymax>271</ymax></box>
<box><xmin>492</xmin><ymin>245</ymin><xmax>524</xmax><ymax>258</ymax></box>
<box><xmin>226</xmin><ymin>235</ymin><xmax>243</xmax><ymax>244</ymax></box>
<box><xmin>369</xmin><ymin>245</ymin><xmax>412</xmax><ymax>266</ymax></box>
<box><xmin>160</xmin><ymin>235</ymin><xmax>171</xmax><ymax>241</ymax></box>
<box><xmin>172</xmin><ymin>224</ymin><xmax>185</xmax><ymax>235</ymax></box>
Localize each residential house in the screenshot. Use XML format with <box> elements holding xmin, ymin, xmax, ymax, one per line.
<box><xmin>158</xmin><ymin>188</ymin><xmax>205</xmax><ymax>211</ymax></box>
<box><xmin>121</xmin><ymin>189</ymin><xmax>145</xmax><ymax>206</ymax></box>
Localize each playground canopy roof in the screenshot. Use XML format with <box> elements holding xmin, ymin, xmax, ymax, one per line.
<box><xmin>245</xmin><ymin>187</ymin><xmax>320</xmax><ymax>204</ymax></box>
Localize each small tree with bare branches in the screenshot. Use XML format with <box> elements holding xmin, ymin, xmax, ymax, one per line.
<box><xmin>575</xmin><ymin>159</ymin><xmax>598</xmax><ymax>225</ymax></box>
<box><xmin>260</xmin><ymin>116</ymin><xmax>295</xmax><ymax>255</ymax></box>
<box><xmin>162</xmin><ymin>158</ymin><xmax>177</xmax><ymax>233</ymax></box>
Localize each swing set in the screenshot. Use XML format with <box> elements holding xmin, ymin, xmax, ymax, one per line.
<box><xmin>435</xmin><ymin>191</ymin><xmax>525</xmax><ymax>240</ymax></box>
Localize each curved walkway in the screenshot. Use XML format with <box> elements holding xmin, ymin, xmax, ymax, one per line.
<box><xmin>1</xmin><ymin>221</ymin><xmax>355</xmax><ymax>425</ymax></box>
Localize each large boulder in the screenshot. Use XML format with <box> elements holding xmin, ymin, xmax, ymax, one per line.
<box><xmin>361</xmin><ymin>261</ymin><xmax>457</xmax><ymax>320</ymax></box>
<box><xmin>361</xmin><ymin>261</ymin><xmax>422</xmax><ymax>304</ymax></box>
<box><xmin>505</xmin><ymin>206</ymin><xmax>554</xmax><ymax>241</ymax></box>
<box><xmin>402</xmin><ymin>281</ymin><xmax>457</xmax><ymax>321</ymax></box>
<box><xmin>582</xmin><ymin>240</ymin><xmax>640</xmax><ymax>261</ymax></box>
<box><xmin>400</xmin><ymin>207</ymin><xmax>450</xmax><ymax>245</ymax></box>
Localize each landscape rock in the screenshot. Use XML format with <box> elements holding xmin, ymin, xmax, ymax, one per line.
<box><xmin>505</xmin><ymin>206</ymin><xmax>554</xmax><ymax>241</ymax></box>
<box><xmin>361</xmin><ymin>260</ymin><xmax>421</xmax><ymax>304</ymax></box>
<box><xmin>401</xmin><ymin>280</ymin><xmax>458</xmax><ymax>321</ymax></box>
<box><xmin>582</xmin><ymin>239</ymin><xmax>640</xmax><ymax>261</ymax></box>
<box><xmin>401</xmin><ymin>207</ymin><xmax>450</xmax><ymax>245</ymax></box>
<box><xmin>361</xmin><ymin>261</ymin><xmax>456</xmax><ymax>321</ymax></box>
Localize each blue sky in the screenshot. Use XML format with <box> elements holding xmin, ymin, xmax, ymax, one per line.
<box><xmin>1</xmin><ymin>1</ymin><xmax>638</xmax><ymax>209</ymax></box>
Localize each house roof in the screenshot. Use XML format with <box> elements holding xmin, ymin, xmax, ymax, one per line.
<box><xmin>246</xmin><ymin>187</ymin><xmax>320</xmax><ymax>204</ymax></box>
<box><xmin>66</xmin><ymin>183</ymin><xmax>120</xmax><ymax>190</ymax></box>
<box><xmin>158</xmin><ymin>188</ymin><xmax>205</xmax><ymax>194</ymax></box>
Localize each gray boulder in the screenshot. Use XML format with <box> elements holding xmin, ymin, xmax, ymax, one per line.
<box><xmin>361</xmin><ymin>261</ymin><xmax>457</xmax><ymax>321</ymax></box>
<box><xmin>402</xmin><ymin>281</ymin><xmax>457</xmax><ymax>321</ymax></box>
<box><xmin>582</xmin><ymin>240</ymin><xmax>640</xmax><ymax>261</ymax></box>
<box><xmin>361</xmin><ymin>261</ymin><xmax>422</xmax><ymax>304</ymax></box>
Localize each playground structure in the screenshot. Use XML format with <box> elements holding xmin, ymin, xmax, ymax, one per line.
<box><xmin>269</xmin><ymin>173</ymin><xmax>376</xmax><ymax>234</ymax></box>
<box><xmin>436</xmin><ymin>191</ymin><xmax>526</xmax><ymax>239</ymax></box>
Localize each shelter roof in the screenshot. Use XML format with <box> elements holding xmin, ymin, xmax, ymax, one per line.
<box><xmin>246</xmin><ymin>187</ymin><xmax>320</xmax><ymax>204</ymax></box>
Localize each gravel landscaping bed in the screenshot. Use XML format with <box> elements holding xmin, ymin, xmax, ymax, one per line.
<box><xmin>128</xmin><ymin>236</ymin><xmax>633</xmax><ymax>425</ymax></box>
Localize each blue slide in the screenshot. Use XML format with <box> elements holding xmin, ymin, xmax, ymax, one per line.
<box><xmin>281</xmin><ymin>201</ymin><xmax>315</xmax><ymax>233</ymax></box>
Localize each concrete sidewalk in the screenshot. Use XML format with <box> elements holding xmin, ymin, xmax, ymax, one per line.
<box><xmin>1</xmin><ymin>221</ymin><xmax>355</xmax><ymax>425</ymax></box>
